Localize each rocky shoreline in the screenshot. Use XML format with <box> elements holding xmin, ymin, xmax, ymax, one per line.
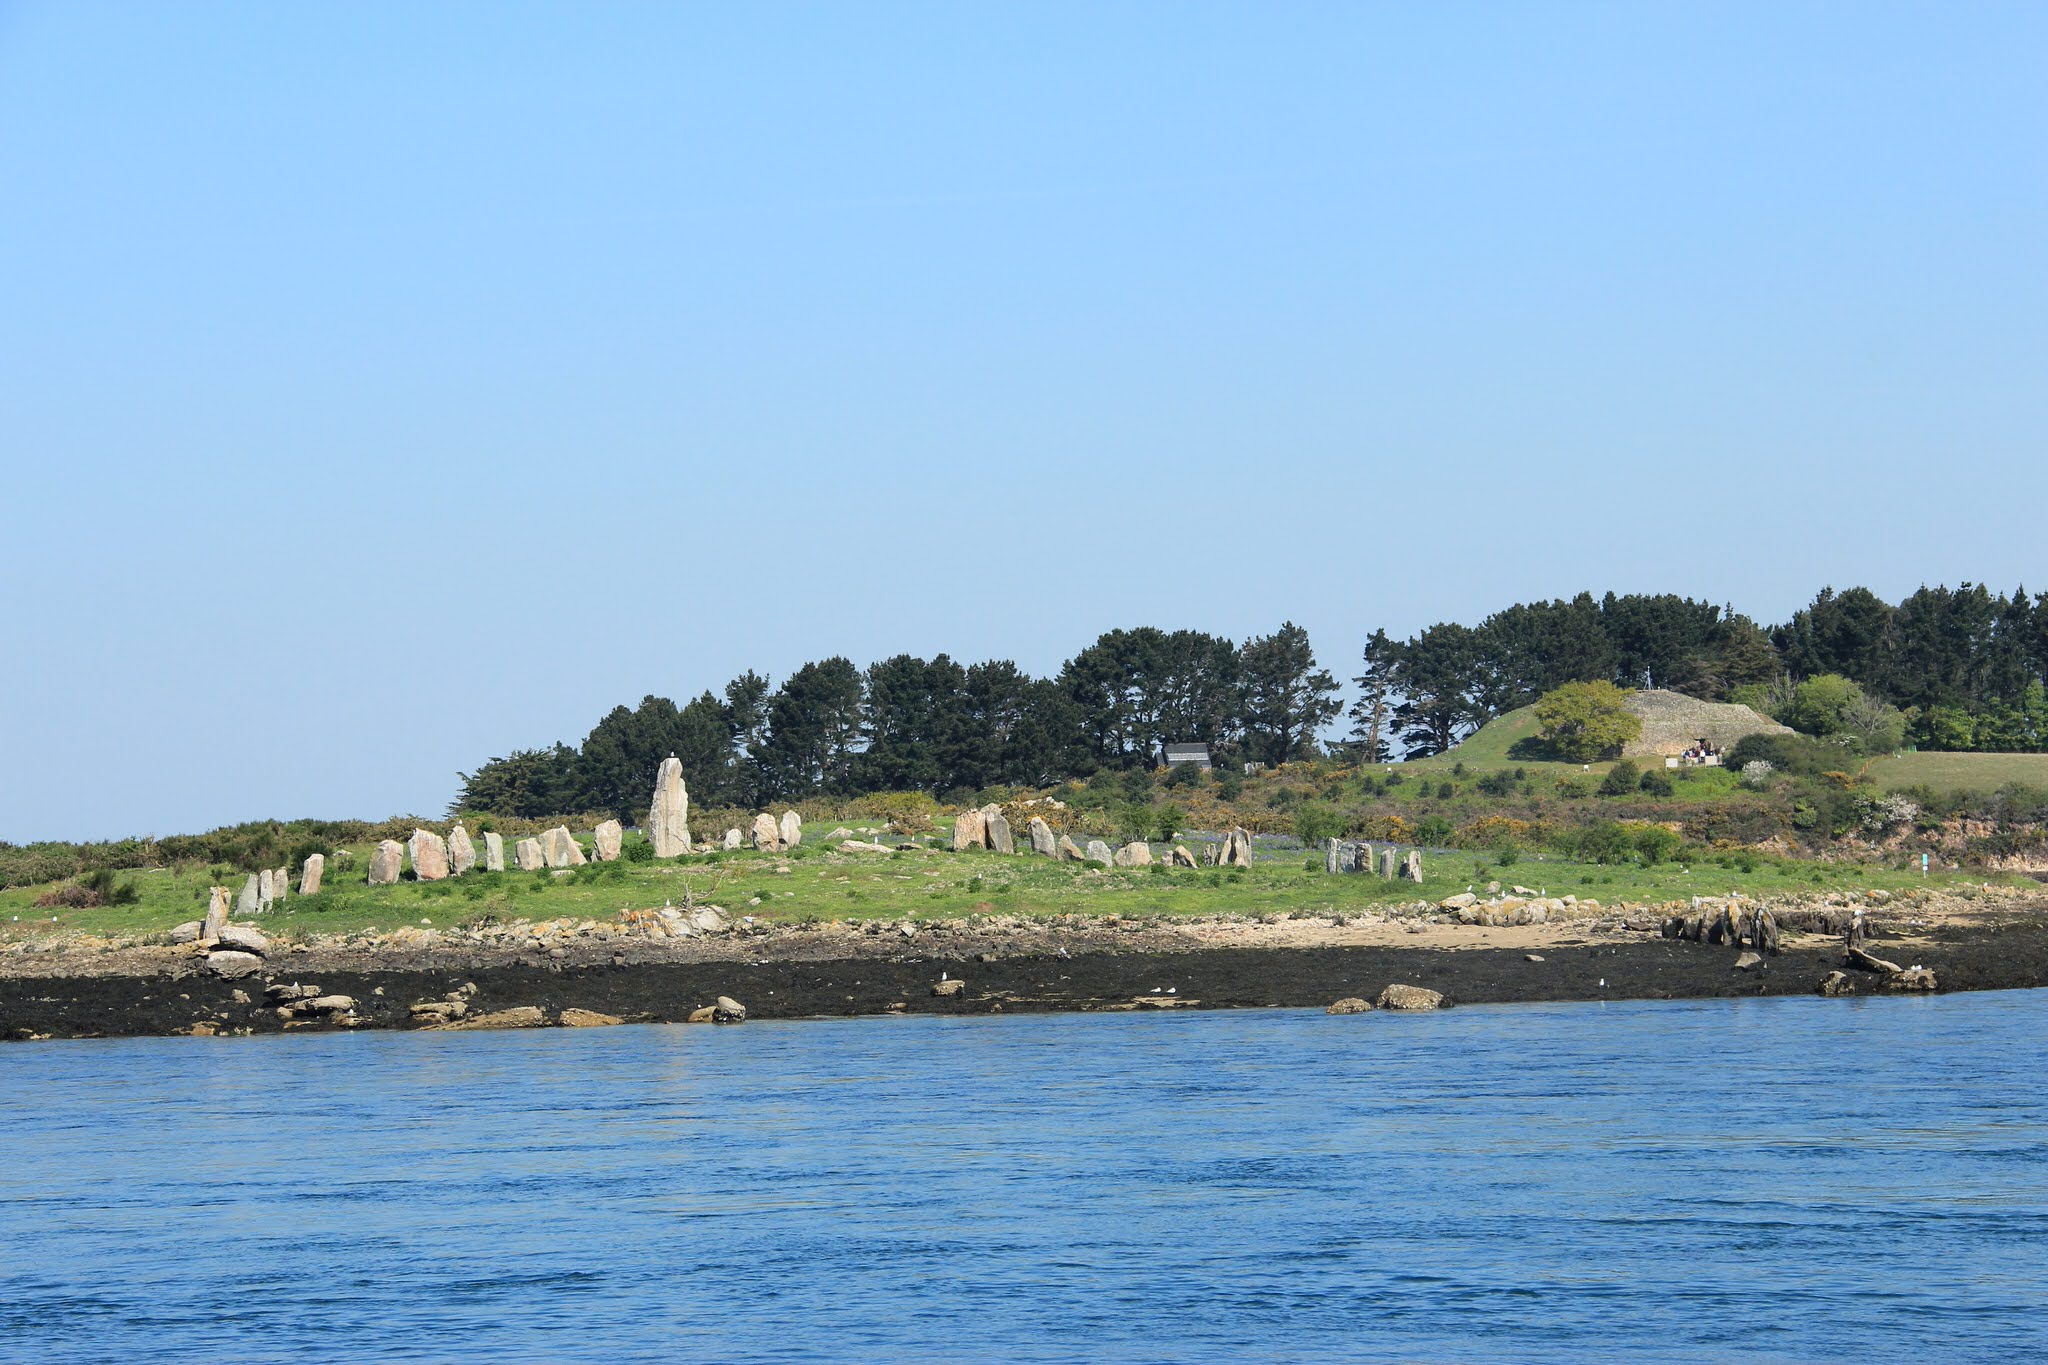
<box><xmin>5</xmin><ymin>888</ymin><xmax>2045</xmax><ymax>1041</ymax></box>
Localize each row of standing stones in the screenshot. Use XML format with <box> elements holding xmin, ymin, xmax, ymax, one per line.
<box><xmin>948</xmin><ymin>805</ymin><xmax>1279</xmax><ymax>873</ymax></box>
<box><xmin>340</xmin><ymin>757</ymin><xmax>809</xmax><ymax>889</ymax></box>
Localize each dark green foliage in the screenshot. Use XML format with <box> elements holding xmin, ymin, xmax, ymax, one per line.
<box><xmin>621</xmin><ymin>838</ymin><xmax>654</xmax><ymax>864</ymax></box>
<box><xmin>1413</xmin><ymin>815</ymin><xmax>1455</xmax><ymax>846</ymax></box>
<box><xmin>1238</xmin><ymin>622</ymin><xmax>1342</xmax><ymax>766</ymax></box>
<box><xmin>1476</xmin><ymin>770</ymin><xmax>1517</xmax><ymax>797</ymax></box>
<box><xmin>1435</xmin><ymin>781</ymin><xmax>1455</xmax><ymax>800</ymax></box>
<box><xmin>1599</xmin><ymin>761</ymin><xmax>1640</xmax><ymax>796</ymax></box>
<box><xmin>1638</xmin><ymin>768</ymin><xmax>1675</xmax><ymax>797</ymax></box>
<box><xmin>1292</xmin><ymin>801</ymin><xmax>1343</xmax><ymax>846</ymax></box>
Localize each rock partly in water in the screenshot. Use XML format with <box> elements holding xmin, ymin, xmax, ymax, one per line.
<box><xmin>447</xmin><ymin>1006</ymin><xmax>548</xmax><ymax>1031</ymax></box>
<box><xmin>559</xmin><ymin>1008</ymin><xmax>624</xmax><ymax>1027</ymax></box>
<box><xmin>1326</xmin><ymin>997</ymin><xmax>1372</xmax><ymax>1015</ymax></box>
<box><xmin>1819</xmin><ymin>970</ymin><xmax>1855</xmax><ymax>997</ymax></box>
<box><xmin>368</xmin><ymin>840</ymin><xmax>404</xmax><ymax>886</ymax></box>
<box><xmin>1376</xmin><ymin>983</ymin><xmax>1446</xmax><ymax>1010</ymax></box>
<box><xmin>1888</xmin><ymin>965</ymin><xmax>1937</xmax><ymax>992</ymax></box>
<box><xmin>714</xmin><ymin>996</ymin><xmax>747</xmax><ymax>1023</ymax></box>
<box><xmin>648</xmin><ymin>754</ymin><xmax>691</xmax><ymax>857</ymax></box>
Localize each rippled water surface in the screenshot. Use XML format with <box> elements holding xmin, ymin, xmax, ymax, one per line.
<box><xmin>5</xmin><ymin>991</ymin><xmax>2047</xmax><ymax>1363</ymax></box>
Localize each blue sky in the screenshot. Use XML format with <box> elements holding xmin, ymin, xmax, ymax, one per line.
<box><xmin>3</xmin><ymin>2</ymin><xmax>2044</xmax><ymax>840</ymax></box>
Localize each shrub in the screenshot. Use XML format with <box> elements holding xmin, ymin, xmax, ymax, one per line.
<box><xmin>1155</xmin><ymin>802</ymin><xmax>1187</xmax><ymax>843</ymax></box>
<box><xmin>1436</xmin><ymin>781</ymin><xmax>1455</xmax><ymax>800</ymax></box>
<box><xmin>1598</xmin><ymin>761</ymin><xmax>1640</xmax><ymax>797</ymax></box>
<box><xmin>622</xmin><ymin>838</ymin><xmax>655</xmax><ymax>863</ymax></box>
<box><xmin>1638</xmin><ymin>768</ymin><xmax>1675</xmax><ymax>798</ymax></box>
<box><xmin>1740</xmin><ymin>760</ymin><xmax>1776</xmax><ymax>790</ymax></box>
<box><xmin>1414</xmin><ymin>815</ymin><xmax>1455</xmax><ymax>846</ymax></box>
<box><xmin>1476</xmin><ymin>770</ymin><xmax>1518</xmax><ymax>797</ymax></box>
<box><xmin>1556</xmin><ymin>777</ymin><xmax>1592</xmax><ymax>799</ymax></box>
<box><xmin>1293</xmin><ymin>801</ymin><xmax>1344</xmax><ymax>847</ymax></box>
<box><xmin>1631</xmin><ymin>823</ymin><xmax>1683</xmax><ymax>865</ymax></box>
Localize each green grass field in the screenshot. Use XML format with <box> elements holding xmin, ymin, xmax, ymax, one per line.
<box><xmin>0</xmin><ymin>825</ymin><xmax>2006</xmax><ymax>946</ymax></box>
<box><xmin>1865</xmin><ymin>751</ymin><xmax>2048</xmax><ymax>794</ymax></box>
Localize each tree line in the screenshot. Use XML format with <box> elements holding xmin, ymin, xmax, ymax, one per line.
<box><xmin>456</xmin><ymin>581</ymin><xmax>2048</xmax><ymax>821</ymax></box>
<box><xmin>454</xmin><ymin>623</ymin><xmax>1343</xmax><ymax>821</ymax></box>
<box><xmin>1352</xmin><ymin>584</ymin><xmax>2048</xmax><ymax>759</ymax></box>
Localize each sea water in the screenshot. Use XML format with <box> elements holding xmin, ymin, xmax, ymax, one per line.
<box><xmin>3</xmin><ymin>991</ymin><xmax>2046</xmax><ymax>1363</ymax></box>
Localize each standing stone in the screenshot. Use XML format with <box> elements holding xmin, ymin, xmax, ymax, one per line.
<box><xmin>1114</xmin><ymin>841</ymin><xmax>1153</xmax><ymax>868</ymax></box>
<box><xmin>273</xmin><ymin>867</ymin><xmax>288</xmax><ymax>904</ymax></box>
<box><xmin>298</xmin><ymin>854</ymin><xmax>324</xmax><ymax>897</ymax></box>
<box><xmin>515</xmin><ymin>837</ymin><xmax>545</xmax><ymax>872</ymax></box>
<box><xmin>1221</xmin><ymin>827</ymin><xmax>1253</xmax><ymax>867</ymax></box>
<box><xmin>1027</xmin><ymin>816</ymin><xmax>1057</xmax><ymax>857</ymax></box>
<box><xmin>1201</xmin><ymin>842</ymin><xmax>1220</xmax><ymax>867</ymax></box>
<box><xmin>751</xmin><ymin>812</ymin><xmax>781</xmax><ymax>851</ymax></box>
<box><xmin>1084</xmin><ymin>839</ymin><xmax>1115</xmax><ymax>868</ymax></box>
<box><xmin>723</xmin><ymin>828</ymin><xmax>743</xmax><ymax>850</ymax></box>
<box><xmin>1353</xmin><ymin>841</ymin><xmax>1374</xmax><ymax>874</ymax></box>
<box><xmin>986</xmin><ymin>811</ymin><xmax>1014</xmax><ymax>855</ymax></box>
<box><xmin>1056</xmin><ymin>834</ymin><xmax>1087</xmax><ymax>862</ymax></box>
<box><xmin>409</xmin><ymin>828</ymin><xmax>451</xmax><ymax>881</ymax></box>
<box><xmin>483</xmin><ymin>831</ymin><xmax>505</xmax><ymax>873</ymax></box>
<box><xmin>1401</xmin><ymin>850</ymin><xmax>1424</xmax><ymax>883</ymax></box>
<box><xmin>448</xmin><ymin>824</ymin><xmax>477</xmax><ymax>877</ymax></box>
<box><xmin>952</xmin><ymin>809</ymin><xmax>987</xmax><ymax>852</ymax></box>
<box><xmin>543</xmin><ymin>826</ymin><xmax>586</xmax><ymax>868</ymax></box>
<box><xmin>1379</xmin><ymin>848</ymin><xmax>1398</xmax><ymax>879</ymax></box>
<box><xmin>648</xmin><ymin>754</ymin><xmax>691</xmax><ymax>857</ymax></box>
<box><xmin>236</xmin><ymin>874</ymin><xmax>261</xmax><ymax>915</ymax></box>
<box><xmin>257</xmin><ymin>868</ymin><xmax>275</xmax><ymax>910</ymax></box>
<box><xmin>1325</xmin><ymin>839</ymin><xmax>1342</xmax><ymax>875</ymax></box>
<box><xmin>778</xmin><ymin>810</ymin><xmax>802</xmax><ymax>849</ymax></box>
<box><xmin>1169</xmin><ymin>844</ymin><xmax>1198</xmax><ymax>868</ymax></box>
<box><xmin>592</xmin><ymin>819</ymin><xmax>623</xmax><ymax>862</ymax></box>
<box><xmin>202</xmin><ymin>886</ymin><xmax>230</xmax><ymax>943</ymax></box>
<box><xmin>368</xmin><ymin>840</ymin><xmax>404</xmax><ymax>885</ymax></box>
